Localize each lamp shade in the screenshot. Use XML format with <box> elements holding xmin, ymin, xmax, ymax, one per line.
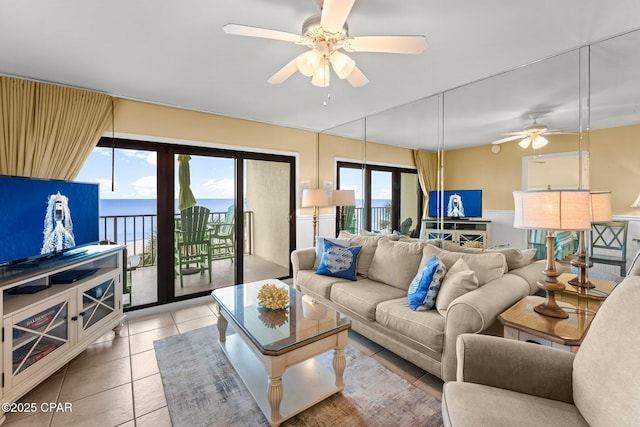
<box><xmin>331</xmin><ymin>189</ymin><xmax>355</xmax><ymax>206</ymax></box>
<box><xmin>513</xmin><ymin>190</ymin><xmax>591</xmax><ymax>231</ymax></box>
<box><xmin>590</xmin><ymin>191</ymin><xmax>612</xmax><ymax>223</ymax></box>
<box><xmin>301</xmin><ymin>189</ymin><xmax>329</xmax><ymax>208</ymax></box>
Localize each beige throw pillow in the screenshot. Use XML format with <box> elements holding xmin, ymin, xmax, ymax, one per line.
<box><xmin>487</xmin><ymin>247</ymin><xmax>537</xmax><ymax>270</ymax></box>
<box><xmin>435</xmin><ymin>258</ymin><xmax>479</xmax><ymax>316</ymax></box>
<box><xmin>421</xmin><ymin>244</ymin><xmax>506</xmax><ymax>286</ymax></box>
<box><xmin>337</xmin><ymin>230</ymin><xmax>397</xmax><ymax>277</ymax></box>
<box><xmin>368</xmin><ymin>239</ymin><xmax>426</xmax><ymax>290</ymax></box>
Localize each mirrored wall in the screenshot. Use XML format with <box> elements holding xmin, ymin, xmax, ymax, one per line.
<box><xmin>320</xmin><ymin>27</ymin><xmax>640</xmax><ymax>258</ymax></box>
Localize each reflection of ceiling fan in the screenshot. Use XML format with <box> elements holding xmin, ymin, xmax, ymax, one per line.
<box><xmin>222</xmin><ymin>0</ymin><xmax>427</xmax><ymax>87</ymax></box>
<box><xmin>492</xmin><ymin>117</ymin><xmax>570</xmax><ymax>149</ymax></box>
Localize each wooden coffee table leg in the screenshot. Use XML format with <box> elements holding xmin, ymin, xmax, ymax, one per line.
<box><xmin>265</xmin><ymin>357</ymin><xmax>286</xmax><ymax>426</ymax></box>
<box><xmin>333</xmin><ymin>331</ymin><xmax>348</xmax><ymax>391</ymax></box>
<box><xmin>217</xmin><ymin>311</ymin><xmax>228</xmax><ymax>342</ymax></box>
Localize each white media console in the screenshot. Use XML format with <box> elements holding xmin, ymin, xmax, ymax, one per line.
<box><xmin>0</xmin><ymin>245</ymin><xmax>125</xmax><ymax>424</ymax></box>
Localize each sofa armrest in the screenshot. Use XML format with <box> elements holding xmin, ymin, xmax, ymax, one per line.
<box><xmin>440</xmin><ymin>274</ymin><xmax>529</xmax><ymax>381</ymax></box>
<box><xmin>456</xmin><ymin>333</ymin><xmax>575</xmax><ymax>404</ymax></box>
<box><xmin>291</xmin><ymin>247</ymin><xmax>316</xmax><ymax>283</ymax></box>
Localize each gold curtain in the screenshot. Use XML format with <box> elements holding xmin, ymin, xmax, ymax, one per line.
<box><xmin>413</xmin><ymin>149</ymin><xmax>438</xmax><ymax>217</ymax></box>
<box><xmin>0</xmin><ymin>77</ymin><xmax>114</xmax><ymax>180</ymax></box>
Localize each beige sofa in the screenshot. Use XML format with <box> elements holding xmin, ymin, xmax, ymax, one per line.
<box><xmin>291</xmin><ymin>233</ymin><xmax>543</xmax><ymax>381</ymax></box>
<box><xmin>441</xmin><ymin>274</ymin><xmax>640</xmax><ymax>426</ymax></box>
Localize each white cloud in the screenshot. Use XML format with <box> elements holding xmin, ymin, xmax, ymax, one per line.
<box><xmin>202</xmin><ymin>178</ymin><xmax>234</xmax><ymax>197</ymax></box>
<box><xmin>97</xmin><ymin>178</ymin><xmax>117</xmax><ymax>195</ymax></box>
<box><xmin>95</xmin><ymin>147</ymin><xmax>112</xmax><ymax>156</ymax></box>
<box><xmin>372</xmin><ymin>186</ymin><xmax>392</xmax><ymax>200</ymax></box>
<box><xmin>132</xmin><ymin>176</ymin><xmax>157</xmax><ymax>197</ymax></box>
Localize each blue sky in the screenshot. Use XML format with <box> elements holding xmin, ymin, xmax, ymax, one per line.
<box><xmin>76</xmin><ymin>147</ymin><xmax>390</xmax><ymax>201</ymax></box>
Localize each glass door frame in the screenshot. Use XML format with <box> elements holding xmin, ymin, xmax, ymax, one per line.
<box><xmin>96</xmin><ymin>137</ymin><xmax>296</xmax><ymax>310</ymax></box>
<box><xmin>336</xmin><ymin>161</ymin><xmax>422</xmax><ymax>234</ymax></box>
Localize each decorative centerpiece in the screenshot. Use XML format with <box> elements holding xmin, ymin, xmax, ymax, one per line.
<box><xmin>257</xmin><ymin>306</ymin><xmax>289</xmax><ymax>329</ymax></box>
<box><xmin>257</xmin><ymin>283</ymin><xmax>289</xmax><ymax>310</ymax></box>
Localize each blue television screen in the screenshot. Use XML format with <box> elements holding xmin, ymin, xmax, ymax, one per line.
<box><xmin>428</xmin><ymin>189</ymin><xmax>483</xmax><ymax>218</ymax></box>
<box><xmin>0</xmin><ymin>175</ymin><xmax>100</xmax><ymax>266</ymax></box>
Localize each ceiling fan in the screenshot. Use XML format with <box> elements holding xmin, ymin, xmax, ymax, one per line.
<box><xmin>222</xmin><ymin>0</ymin><xmax>427</xmax><ymax>87</ymax></box>
<box><xmin>491</xmin><ymin>116</ymin><xmax>570</xmax><ymax>149</ymax></box>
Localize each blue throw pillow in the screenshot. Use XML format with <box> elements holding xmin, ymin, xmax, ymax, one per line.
<box><xmin>313</xmin><ymin>237</ymin><xmax>349</xmax><ymax>270</ymax></box>
<box><xmin>407</xmin><ymin>256</ymin><xmax>447</xmax><ymax>311</ymax></box>
<box><xmin>316</xmin><ymin>239</ymin><xmax>362</xmax><ymax>281</ymax></box>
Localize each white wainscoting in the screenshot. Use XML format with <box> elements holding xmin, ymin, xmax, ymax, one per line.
<box><xmin>296</xmin><ymin>214</ymin><xmax>337</xmax><ymax>250</ymax></box>
<box><xmin>482</xmin><ymin>210</ymin><xmax>528</xmax><ymax>249</ymax></box>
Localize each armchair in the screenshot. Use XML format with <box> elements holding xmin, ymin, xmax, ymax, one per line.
<box><xmin>442</xmin><ymin>276</ymin><xmax>640</xmax><ymax>426</ymax></box>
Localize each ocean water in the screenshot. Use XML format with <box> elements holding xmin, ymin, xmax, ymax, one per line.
<box><xmin>98</xmin><ymin>198</ymin><xmax>390</xmax><ymax>243</ymax></box>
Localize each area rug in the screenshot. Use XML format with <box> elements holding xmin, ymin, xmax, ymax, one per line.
<box><xmin>154</xmin><ymin>325</ymin><xmax>443</xmax><ymax>427</ymax></box>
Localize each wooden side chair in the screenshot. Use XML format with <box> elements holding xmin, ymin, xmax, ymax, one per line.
<box><xmin>175</xmin><ymin>206</ymin><xmax>212</xmax><ymax>287</ymax></box>
<box><xmin>590</xmin><ymin>220</ymin><xmax>629</xmax><ymax>276</ymax></box>
<box><xmin>210</xmin><ymin>205</ymin><xmax>235</xmax><ymax>261</ymax></box>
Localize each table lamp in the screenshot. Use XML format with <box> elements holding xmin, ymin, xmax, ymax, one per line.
<box><xmin>513</xmin><ymin>189</ymin><xmax>591</xmax><ymax>319</ymax></box>
<box><xmin>301</xmin><ymin>189</ymin><xmax>329</xmax><ymax>246</ymax></box>
<box><xmin>569</xmin><ymin>191</ymin><xmax>612</xmax><ymax>288</ymax></box>
<box><xmin>331</xmin><ymin>189</ymin><xmax>356</xmax><ymax>232</ymax></box>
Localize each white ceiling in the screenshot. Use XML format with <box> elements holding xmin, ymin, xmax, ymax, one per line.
<box><xmin>1</xmin><ymin>0</ymin><xmax>640</xmax><ymax>150</ymax></box>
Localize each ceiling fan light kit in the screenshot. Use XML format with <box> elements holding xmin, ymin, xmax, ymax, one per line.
<box><xmin>222</xmin><ymin>0</ymin><xmax>427</xmax><ymax>88</ymax></box>
<box><xmin>493</xmin><ymin>116</ymin><xmax>566</xmax><ymax>149</ymax></box>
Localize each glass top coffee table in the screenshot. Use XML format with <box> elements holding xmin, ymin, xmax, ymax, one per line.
<box><xmin>211</xmin><ymin>279</ymin><xmax>351</xmax><ymax>427</ymax></box>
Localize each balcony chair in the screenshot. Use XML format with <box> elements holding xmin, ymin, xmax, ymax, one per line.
<box><xmin>442</xmin><ymin>275</ymin><xmax>640</xmax><ymax>427</ymax></box>
<box><xmin>341</xmin><ymin>205</ymin><xmax>356</xmax><ymax>234</ymax></box>
<box><xmin>210</xmin><ymin>205</ymin><xmax>235</xmax><ymax>261</ymax></box>
<box><xmin>590</xmin><ymin>220</ymin><xmax>628</xmax><ymax>276</ymax></box>
<box><xmin>400</xmin><ymin>217</ymin><xmax>413</xmax><ymax>235</ymax></box>
<box><xmin>175</xmin><ymin>205</ymin><xmax>212</xmax><ymax>288</ymax></box>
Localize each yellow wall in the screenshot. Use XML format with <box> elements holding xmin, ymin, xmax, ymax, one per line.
<box><xmin>443</xmin><ymin>127</ymin><xmax>640</xmax><ymax>215</ymax></box>
<box><xmin>111</xmin><ymin>100</ymin><xmax>416</xmax><ymax>214</ymax></box>
<box><xmin>590</xmin><ymin>124</ymin><xmax>640</xmax><ymax>215</ymax></box>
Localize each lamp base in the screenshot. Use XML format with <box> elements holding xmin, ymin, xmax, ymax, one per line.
<box><xmin>568</xmin><ymin>257</ymin><xmax>595</xmax><ymax>289</ymax></box>
<box><xmin>534</xmin><ymin>280</ymin><xmax>569</xmax><ymax>319</ymax></box>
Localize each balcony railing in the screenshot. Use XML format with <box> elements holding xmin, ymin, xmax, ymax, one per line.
<box><xmin>99</xmin><ymin>211</ymin><xmax>253</xmax><ymax>267</ymax></box>
<box><xmin>349</xmin><ymin>207</ymin><xmax>390</xmax><ymax>233</ymax></box>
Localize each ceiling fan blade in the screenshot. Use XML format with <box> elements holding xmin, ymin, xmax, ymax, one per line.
<box><xmin>345</xmin><ymin>36</ymin><xmax>427</xmax><ymax>54</ymax></box>
<box><xmin>223</xmin><ymin>23</ymin><xmax>302</xmax><ymax>43</ymax></box>
<box><xmin>492</xmin><ymin>135</ymin><xmax>523</xmax><ymax>144</ymax></box>
<box><xmin>267</xmin><ymin>57</ymin><xmax>299</xmax><ymax>84</ymax></box>
<box><xmin>320</xmin><ymin>0</ymin><xmax>356</xmax><ymax>33</ymax></box>
<box><xmin>346</xmin><ymin>66</ymin><xmax>369</xmax><ymax>87</ymax></box>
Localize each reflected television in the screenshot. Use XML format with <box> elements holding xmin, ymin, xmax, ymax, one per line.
<box><xmin>0</xmin><ymin>175</ymin><xmax>100</xmax><ymax>266</ymax></box>
<box><xmin>428</xmin><ymin>189</ymin><xmax>483</xmax><ymax>218</ymax></box>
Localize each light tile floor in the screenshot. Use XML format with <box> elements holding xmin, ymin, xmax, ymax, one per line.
<box><xmin>4</xmin><ymin>298</ymin><xmax>443</xmax><ymax>427</ymax></box>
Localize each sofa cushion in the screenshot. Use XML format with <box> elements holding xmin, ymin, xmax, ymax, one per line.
<box><xmin>296</xmin><ymin>270</ymin><xmax>346</xmax><ymax>299</ymax></box>
<box><xmin>313</xmin><ymin>237</ymin><xmax>349</xmax><ymax>269</ymax></box>
<box><xmin>376</xmin><ymin>297</ymin><xmax>445</xmax><ymax>356</ymax></box>
<box><xmin>508</xmin><ymin>259</ymin><xmax>548</xmax><ymax>295</ymax></box>
<box><xmin>487</xmin><ymin>247</ymin><xmax>537</xmax><ymax>271</ymax></box>
<box><xmin>407</xmin><ymin>255</ymin><xmax>447</xmax><ymax>311</ymax></box>
<box><xmin>337</xmin><ymin>231</ymin><xmax>397</xmax><ymax>277</ymax></box>
<box><xmin>442</xmin><ymin>382</ymin><xmax>589</xmax><ymax>427</ymax></box>
<box><xmin>316</xmin><ymin>239</ymin><xmax>362</xmax><ymax>281</ymax></box>
<box><xmin>436</xmin><ymin>258</ymin><xmax>479</xmax><ymax>316</ymax></box>
<box><xmin>330</xmin><ymin>280</ymin><xmax>406</xmax><ymax>322</ymax></box>
<box><xmin>368</xmin><ymin>239</ymin><xmax>427</xmax><ymax>290</ymax></box>
<box><xmin>421</xmin><ymin>245</ymin><xmax>506</xmax><ymax>286</ymax></box>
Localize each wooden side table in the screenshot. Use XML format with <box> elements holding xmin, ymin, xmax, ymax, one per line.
<box><xmin>499</xmin><ymin>296</ymin><xmax>596</xmax><ymax>353</ymax></box>
<box><xmin>556</xmin><ymin>273</ymin><xmax>617</xmax><ymax>312</ymax></box>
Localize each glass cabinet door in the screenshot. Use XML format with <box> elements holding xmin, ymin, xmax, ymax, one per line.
<box><xmin>7</xmin><ymin>297</ymin><xmax>70</xmax><ymax>383</ymax></box>
<box><xmin>79</xmin><ymin>276</ymin><xmax>117</xmax><ymax>337</ymax></box>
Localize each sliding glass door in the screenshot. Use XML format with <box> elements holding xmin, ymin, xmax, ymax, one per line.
<box><xmin>78</xmin><ymin>138</ymin><xmax>295</xmax><ymax>311</ymax></box>
<box><xmin>337</xmin><ymin>162</ymin><xmax>421</xmax><ymax>236</ymax></box>
<box><xmin>242</xmin><ymin>158</ymin><xmax>293</xmax><ymax>282</ymax></box>
<box><xmin>174</xmin><ymin>153</ymin><xmax>236</xmax><ymax>297</ymax></box>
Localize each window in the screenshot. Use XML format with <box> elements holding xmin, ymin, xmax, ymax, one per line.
<box><xmin>336</xmin><ymin>162</ymin><xmax>422</xmax><ymax>236</ymax></box>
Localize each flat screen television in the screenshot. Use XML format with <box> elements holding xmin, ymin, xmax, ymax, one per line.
<box><xmin>0</xmin><ymin>175</ymin><xmax>100</xmax><ymax>267</ymax></box>
<box><xmin>428</xmin><ymin>189</ymin><xmax>483</xmax><ymax>218</ymax></box>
